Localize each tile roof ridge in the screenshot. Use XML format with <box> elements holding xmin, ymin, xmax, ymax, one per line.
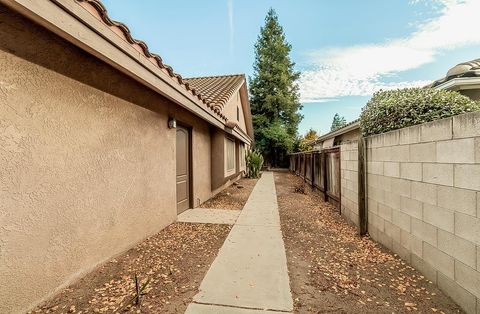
<box><xmin>184</xmin><ymin>73</ymin><xmax>245</xmax><ymax>80</ymax></box>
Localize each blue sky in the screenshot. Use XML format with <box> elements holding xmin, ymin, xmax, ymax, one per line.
<box><xmin>102</xmin><ymin>0</ymin><xmax>480</xmax><ymax>135</ymax></box>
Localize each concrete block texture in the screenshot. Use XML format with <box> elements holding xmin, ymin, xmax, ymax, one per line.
<box><xmin>368</xmin><ymin>185</ymin><xmax>385</xmax><ymax>204</ymax></box>
<box><xmin>453</xmin><ymin>111</ymin><xmax>480</xmax><ymax>139</ymax></box>
<box><xmin>455</xmin><ymin>261</ymin><xmax>480</xmax><ymax>299</ymax></box>
<box><xmin>420</xmin><ymin>117</ymin><xmax>453</xmax><ymax>142</ymax></box>
<box><xmin>383</xmin><ymin>129</ymin><xmax>400</xmax><ymax>146</ymax></box>
<box><xmin>437</xmin><ymin>272</ymin><xmax>478</xmax><ymax>314</ymax></box>
<box><xmin>400</xmin><ymin>162</ymin><xmax>422</xmax><ymax>181</ymax></box>
<box><xmin>478</xmin><ymin>193</ymin><xmax>480</xmax><ymax>218</ymax></box>
<box><xmin>399</xmin><ymin>125</ymin><xmax>421</xmax><ymax>145</ymax></box>
<box><xmin>475</xmin><ymin>138</ymin><xmax>480</xmax><ymax>164</ymax></box>
<box><xmin>367</xmin><ymin>134</ymin><xmax>384</xmax><ymax>148</ymax></box>
<box><xmin>390</xmin><ymin>145</ymin><xmax>410</xmax><ymax>162</ymax></box>
<box><xmin>455</xmin><ymin>213</ymin><xmax>480</xmax><ymax>245</ymax></box>
<box><xmin>411</xmin><ymin>253</ymin><xmax>438</xmax><ymax>284</ymax></box>
<box><xmin>423</xmin><ymin>163</ymin><xmax>454</xmax><ymax>186</ymax></box>
<box><xmin>362</xmin><ymin>113</ymin><xmax>480</xmax><ymax>314</ymax></box>
<box><xmin>368</xmin><ymin>198</ymin><xmax>379</xmax><ymax>214</ymax></box>
<box><xmin>437</xmin><ymin>138</ymin><xmax>476</xmax><ymax>164</ymax></box>
<box><xmin>411</xmin><ymin>218</ymin><xmax>437</xmax><ymax>246</ymax></box>
<box><xmin>478</xmin><ymin>246</ymin><xmax>480</xmax><ymax>271</ymax></box>
<box><xmin>411</xmin><ymin>181</ymin><xmax>437</xmax><ymax>206</ymax></box>
<box><xmin>411</xmin><ymin>236</ymin><xmax>423</xmax><ymax>257</ymax></box>
<box><xmin>385</xmin><ymin>220</ymin><xmax>401</xmax><ymax>243</ymax></box>
<box><xmin>392</xmin><ymin>208</ymin><xmax>411</xmax><ymax>232</ymax></box>
<box><xmin>410</xmin><ymin>142</ymin><xmax>436</xmax><ymax>162</ymax></box>
<box><xmin>437</xmin><ymin>186</ymin><xmax>477</xmax><ymax>217</ymax></box>
<box><xmin>400</xmin><ymin>229</ymin><xmax>412</xmax><ymax>249</ymax></box>
<box><xmin>392</xmin><ymin>241</ymin><xmax>411</xmax><ymax>263</ymax></box>
<box><xmin>369</xmin><ymin>212</ymin><xmax>385</xmax><ymax>233</ymax></box>
<box><xmin>455</xmin><ymin>164</ymin><xmax>480</xmax><ymax>191</ymax></box>
<box><xmin>391</xmin><ymin>178</ymin><xmax>411</xmax><ymax>197</ymax></box>
<box><xmin>437</xmin><ymin>229</ymin><xmax>477</xmax><ymax>269</ymax></box>
<box><xmin>376</xmin><ymin>230</ymin><xmax>393</xmax><ymax>250</ymax></box>
<box><xmin>378</xmin><ymin>203</ymin><xmax>393</xmax><ymax>222</ymax></box>
<box><xmin>423</xmin><ymin>242</ymin><xmax>455</xmax><ymax>280</ymax></box>
<box><xmin>368</xmin><ymin>161</ymin><xmax>384</xmax><ymax>175</ymax></box>
<box><xmin>384</xmin><ymin>162</ymin><xmax>400</xmax><ymax>177</ymax></box>
<box><xmin>400</xmin><ymin>196</ymin><xmax>423</xmax><ymax>219</ymax></box>
<box><xmin>423</xmin><ymin>203</ymin><xmax>454</xmax><ymax>233</ymax></box>
<box><xmin>385</xmin><ymin>192</ymin><xmax>401</xmax><ymax>209</ymax></box>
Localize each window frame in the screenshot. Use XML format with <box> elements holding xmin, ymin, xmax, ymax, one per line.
<box><xmin>224</xmin><ymin>136</ymin><xmax>236</xmax><ymax>177</ymax></box>
<box><xmin>239</xmin><ymin>143</ymin><xmax>246</xmax><ymax>171</ymax></box>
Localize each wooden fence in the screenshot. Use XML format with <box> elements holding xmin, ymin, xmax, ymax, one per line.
<box><xmin>289</xmin><ymin>147</ymin><xmax>341</xmax><ymax>209</ymax></box>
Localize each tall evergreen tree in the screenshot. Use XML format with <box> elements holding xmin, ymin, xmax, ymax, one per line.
<box><xmin>330</xmin><ymin>113</ymin><xmax>347</xmax><ymax>131</ymax></box>
<box><xmin>249</xmin><ymin>8</ymin><xmax>302</xmax><ymax>167</ymax></box>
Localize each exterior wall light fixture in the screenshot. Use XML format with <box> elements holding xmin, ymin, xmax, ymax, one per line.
<box><xmin>168</xmin><ymin>117</ymin><xmax>176</xmax><ymax>129</ymax></box>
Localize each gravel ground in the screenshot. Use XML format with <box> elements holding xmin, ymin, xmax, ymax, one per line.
<box><xmin>274</xmin><ymin>171</ymin><xmax>464</xmax><ymax>314</ymax></box>
<box><xmin>200</xmin><ymin>177</ymin><xmax>258</xmax><ymax>210</ymax></box>
<box><xmin>30</xmin><ymin>223</ymin><xmax>231</xmax><ymax>314</ymax></box>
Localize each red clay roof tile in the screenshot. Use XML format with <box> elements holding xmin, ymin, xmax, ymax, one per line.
<box><xmin>184</xmin><ymin>74</ymin><xmax>245</xmax><ymax>113</ymax></box>
<box><xmin>76</xmin><ymin>0</ymin><xmax>238</xmax><ymax>122</ymax></box>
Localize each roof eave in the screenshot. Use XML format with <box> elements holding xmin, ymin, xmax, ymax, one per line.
<box><xmin>1</xmin><ymin>0</ymin><xmax>229</xmax><ymax>129</ymax></box>
<box><xmin>433</xmin><ymin>76</ymin><xmax>480</xmax><ymax>91</ymax></box>
<box><xmin>310</xmin><ymin>121</ymin><xmax>361</xmax><ymax>145</ymax></box>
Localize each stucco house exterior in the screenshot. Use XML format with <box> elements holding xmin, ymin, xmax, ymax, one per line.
<box><xmin>310</xmin><ymin>120</ymin><xmax>360</xmax><ymax>150</ymax></box>
<box><xmin>430</xmin><ymin>58</ymin><xmax>480</xmax><ymax>100</ymax></box>
<box><xmin>0</xmin><ymin>0</ymin><xmax>253</xmax><ymax>312</ymax></box>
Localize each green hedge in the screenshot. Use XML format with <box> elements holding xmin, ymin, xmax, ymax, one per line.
<box><xmin>360</xmin><ymin>88</ymin><xmax>480</xmax><ymax>136</ymax></box>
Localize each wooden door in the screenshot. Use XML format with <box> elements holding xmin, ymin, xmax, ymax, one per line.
<box><xmin>176</xmin><ymin>126</ymin><xmax>190</xmax><ymax>214</ymax></box>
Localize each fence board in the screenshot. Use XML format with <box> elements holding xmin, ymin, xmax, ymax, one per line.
<box><xmin>289</xmin><ymin>148</ymin><xmax>341</xmax><ymax>209</ymax></box>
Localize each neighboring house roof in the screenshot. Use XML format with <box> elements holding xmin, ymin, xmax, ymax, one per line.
<box><xmin>184</xmin><ymin>75</ymin><xmax>245</xmax><ymax>113</ymax></box>
<box><xmin>431</xmin><ymin>58</ymin><xmax>480</xmax><ymax>89</ymax></box>
<box><xmin>309</xmin><ymin>119</ymin><xmax>360</xmax><ymax>146</ymax></box>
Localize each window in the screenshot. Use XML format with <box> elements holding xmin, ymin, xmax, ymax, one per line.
<box><xmin>239</xmin><ymin>143</ymin><xmax>246</xmax><ymax>171</ymax></box>
<box><xmin>237</xmin><ymin>106</ymin><xmax>240</xmax><ymax>121</ymax></box>
<box><xmin>225</xmin><ymin>137</ymin><xmax>236</xmax><ymax>175</ymax></box>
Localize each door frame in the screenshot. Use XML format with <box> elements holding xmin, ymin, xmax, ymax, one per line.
<box><xmin>176</xmin><ymin>122</ymin><xmax>194</xmax><ymax>211</ymax></box>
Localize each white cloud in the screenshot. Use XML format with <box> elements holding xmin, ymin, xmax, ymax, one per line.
<box><xmin>227</xmin><ymin>0</ymin><xmax>234</xmax><ymax>55</ymax></box>
<box><xmin>299</xmin><ymin>0</ymin><xmax>480</xmax><ymax>103</ymax></box>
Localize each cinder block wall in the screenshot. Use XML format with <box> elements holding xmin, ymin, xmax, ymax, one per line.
<box><xmin>340</xmin><ymin>141</ymin><xmax>359</xmax><ymax>226</ymax></box>
<box><xmin>366</xmin><ymin>112</ymin><xmax>480</xmax><ymax>314</ymax></box>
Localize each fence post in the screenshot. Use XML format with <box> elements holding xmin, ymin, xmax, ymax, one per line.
<box><xmin>358</xmin><ymin>138</ymin><xmax>368</xmax><ymax>236</ymax></box>
<box><xmin>322</xmin><ymin>151</ymin><xmax>327</xmax><ymax>202</ymax></box>
<box><xmin>310</xmin><ymin>152</ymin><xmax>315</xmax><ymax>188</ymax></box>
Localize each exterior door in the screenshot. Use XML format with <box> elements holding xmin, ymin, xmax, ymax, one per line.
<box><xmin>176</xmin><ymin>126</ymin><xmax>190</xmax><ymax>214</ymax></box>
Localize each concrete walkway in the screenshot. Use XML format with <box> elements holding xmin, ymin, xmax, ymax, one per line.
<box><xmin>178</xmin><ymin>208</ymin><xmax>241</xmax><ymax>225</ymax></box>
<box><xmin>186</xmin><ymin>172</ymin><xmax>293</xmax><ymax>313</ymax></box>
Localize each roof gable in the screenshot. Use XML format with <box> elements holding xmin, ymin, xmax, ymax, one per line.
<box><xmin>184</xmin><ymin>75</ymin><xmax>245</xmax><ymax>113</ymax></box>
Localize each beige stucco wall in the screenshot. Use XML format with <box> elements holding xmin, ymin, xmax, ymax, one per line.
<box><xmin>210</xmin><ymin>128</ymin><xmax>243</xmax><ymax>192</ymax></box>
<box><xmin>0</xmin><ymin>6</ymin><xmax>213</xmax><ymax>313</ymax></box>
<box><xmin>366</xmin><ymin>112</ymin><xmax>480</xmax><ymax>314</ymax></box>
<box><xmin>459</xmin><ymin>89</ymin><xmax>480</xmax><ymax>101</ymax></box>
<box><xmin>223</xmin><ymin>90</ymin><xmax>247</xmax><ymax>132</ymax></box>
<box><xmin>340</xmin><ymin>141</ymin><xmax>359</xmax><ymax>226</ymax></box>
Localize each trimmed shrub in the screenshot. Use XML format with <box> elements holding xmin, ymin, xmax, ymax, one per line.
<box><xmin>246</xmin><ymin>149</ymin><xmax>264</xmax><ymax>178</ymax></box>
<box><xmin>360</xmin><ymin>88</ymin><xmax>480</xmax><ymax>136</ymax></box>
